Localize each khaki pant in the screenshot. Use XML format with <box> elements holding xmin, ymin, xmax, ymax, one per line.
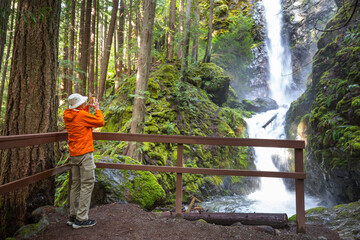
<box><xmin>69</xmin><ymin>152</ymin><xmax>96</xmax><ymax>221</ymax></box>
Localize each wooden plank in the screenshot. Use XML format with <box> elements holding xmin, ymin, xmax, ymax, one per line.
<box><xmin>93</xmin><ymin>132</ymin><xmax>305</xmax><ymax>149</ymax></box>
<box><xmin>295</xmin><ymin>148</ymin><xmax>306</xmax><ymax>233</ymax></box>
<box><xmin>164</xmin><ymin>212</ymin><xmax>289</xmax><ymax>228</ymax></box>
<box><xmin>95</xmin><ymin>162</ymin><xmax>306</xmax><ymax>179</ymax></box>
<box><xmin>0</xmin><ymin>132</ymin><xmax>68</xmax><ymax>150</ymax></box>
<box><xmin>176</xmin><ymin>144</ymin><xmax>183</xmax><ymax>217</ymax></box>
<box><xmin>0</xmin><ymin>132</ymin><xmax>305</xmax><ymax>150</ymax></box>
<box><xmin>0</xmin><ymin>164</ymin><xmax>71</xmax><ymax>195</ymax></box>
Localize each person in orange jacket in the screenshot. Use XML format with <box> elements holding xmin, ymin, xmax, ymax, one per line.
<box><xmin>63</xmin><ymin>93</ymin><xmax>104</xmax><ymax>229</ymax></box>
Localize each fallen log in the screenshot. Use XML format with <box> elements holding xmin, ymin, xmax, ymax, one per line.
<box><xmin>262</xmin><ymin>113</ymin><xmax>278</xmax><ymax>129</ymax></box>
<box><xmin>163</xmin><ymin>212</ymin><xmax>289</xmax><ymax>228</ymax></box>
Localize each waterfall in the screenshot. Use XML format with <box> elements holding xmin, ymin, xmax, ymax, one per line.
<box><xmin>203</xmin><ymin>0</ymin><xmax>320</xmax><ymax>216</ymax></box>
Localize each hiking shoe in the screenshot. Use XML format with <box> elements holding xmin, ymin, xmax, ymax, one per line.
<box><xmin>66</xmin><ymin>216</ymin><xmax>76</xmax><ymax>226</ymax></box>
<box><xmin>72</xmin><ymin>219</ymin><xmax>96</xmax><ymax>229</ymax></box>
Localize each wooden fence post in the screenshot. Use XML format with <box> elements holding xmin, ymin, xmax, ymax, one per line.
<box><xmin>295</xmin><ymin>148</ymin><xmax>305</xmax><ymax>233</ymax></box>
<box><xmin>175</xmin><ymin>144</ymin><xmax>183</xmax><ymax>217</ymax></box>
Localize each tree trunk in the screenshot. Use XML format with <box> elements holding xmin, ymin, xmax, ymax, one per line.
<box><xmin>127</xmin><ymin>0</ymin><xmax>157</xmax><ymax>160</ymax></box>
<box><xmin>191</xmin><ymin>0</ymin><xmax>199</xmax><ymax>63</ymax></box>
<box><xmin>62</xmin><ymin>0</ymin><xmax>71</xmax><ymax>99</ymax></box>
<box><xmin>68</xmin><ymin>0</ymin><xmax>76</xmax><ymax>96</ymax></box>
<box><xmin>88</xmin><ymin>0</ymin><xmax>97</xmax><ymax>96</ymax></box>
<box><xmin>115</xmin><ymin>0</ymin><xmax>126</xmax><ymax>90</ymax></box>
<box><xmin>0</xmin><ymin>0</ymin><xmax>61</xmax><ymax>238</ymax></box>
<box><xmin>166</xmin><ymin>212</ymin><xmax>289</xmax><ymax>228</ymax></box>
<box><xmin>177</xmin><ymin>0</ymin><xmax>185</xmax><ymax>59</ymax></box>
<box><xmin>203</xmin><ymin>0</ymin><xmax>214</xmax><ymax>63</ymax></box>
<box><xmin>167</xmin><ymin>0</ymin><xmax>176</xmax><ymax>61</ymax></box>
<box><xmin>95</xmin><ymin>0</ymin><xmax>100</xmax><ymax>94</ymax></box>
<box><xmin>180</xmin><ymin>0</ymin><xmax>193</xmax><ymax>80</ymax></box>
<box><xmin>127</xmin><ymin>0</ymin><xmax>133</xmax><ymax>75</ymax></box>
<box><xmin>97</xmin><ymin>0</ymin><xmax>119</xmax><ymax>100</ymax></box>
<box><xmin>0</xmin><ymin>0</ymin><xmax>14</xmax><ymax>119</ymax></box>
<box><xmin>76</xmin><ymin>0</ymin><xmax>86</xmax><ymax>93</ymax></box>
<box><xmin>0</xmin><ymin>0</ymin><xmax>11</xmax><ymax>74</ymax></box>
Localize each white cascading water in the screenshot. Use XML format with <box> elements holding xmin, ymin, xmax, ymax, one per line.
<box><xmin>203</xmin><ymin>0</ymin><xmax>320</xmax><ymax>216</ymax></box>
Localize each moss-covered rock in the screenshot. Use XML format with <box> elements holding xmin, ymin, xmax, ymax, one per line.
<box><xmin>285</xmin><ymin>0</ymin><xmax>360</xmax><ymax>203</ymax></box>
<box><xmin>94</xmin><ymin>63</ymin><xmax>255</xmax><ymax>208</ymax></box>
<box><xmin>298</xmin><ymin>200</ymin><xmax>360</xmax><ymax>240</ymax></box>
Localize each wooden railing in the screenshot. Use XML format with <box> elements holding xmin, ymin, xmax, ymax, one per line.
<box><xmin>0</xmin><ymin>132</ymin><xmax>306</xmax><ymax>233</ymax></box>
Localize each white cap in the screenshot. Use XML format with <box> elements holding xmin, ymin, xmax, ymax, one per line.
<box><xmin>68</xmin><ymin>93</ymin><xmax>88</xmax><ymax>109</ymax></box>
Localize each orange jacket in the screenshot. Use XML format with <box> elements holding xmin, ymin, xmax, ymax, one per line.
<box><xmin>63</xmin><ymin>106</ymin><xmax>104</xmax><ymax>156</ymax></box>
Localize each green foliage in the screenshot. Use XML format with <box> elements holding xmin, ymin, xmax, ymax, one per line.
<box><xmin>344</xmin><ymin>25</ymin><xmax>360</xmax><ymax>46</ymax></box>
<box><xmin>211</xmin><ymin>14</ymin><xmax>254</xmax><ymax>97</ymax></box>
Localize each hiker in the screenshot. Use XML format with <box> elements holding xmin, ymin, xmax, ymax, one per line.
<box><xmin>63</xmin><ymin>93</ymin><xmax>104</xmax><ymax>229</ymax></box>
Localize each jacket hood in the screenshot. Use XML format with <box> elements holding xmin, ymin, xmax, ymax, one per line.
<box><xmin>63</xmin><ymin>109</ymin><xmax>79</xmax><ymax>122</ymax></box>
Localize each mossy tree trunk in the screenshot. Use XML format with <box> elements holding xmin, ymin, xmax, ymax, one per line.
<box><xmin>180</xmin><ymin>0</ymin><xmax>193</xmax><ymax>80</ymax></box>
<box><xmin>128</xmin><ymin>0</ymin><xmax>157</xmax><ymax>160</ymax></box>
<box><xmin>0</xmin><ymin>0</ymin><xmax>61</xmax><ymax>238</ymax></box>
<box><xmin>0</xmin><ymin>0</ymin><xmax>13</xmax><ymax>118</ymax></box>
<box><xmin>203</xmin><ymin>0</ymin><xmax>214</xmax><ymax>63</ymax></box>
<box><xmin>167</xmin><ymin>0</ymin><xmax>176</xmax><ymax>61</ymax></box>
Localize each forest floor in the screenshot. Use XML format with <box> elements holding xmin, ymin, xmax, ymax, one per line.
<box><xmin>16</xmin><ymin>203</ymin><xmax>342</xmax><ymax>240</ymax></box>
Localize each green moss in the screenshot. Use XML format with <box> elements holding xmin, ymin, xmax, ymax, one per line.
<box><xmin>130</xmin><ymin>170</ymin><xmax>166</xmax><ymax>210</ymax></box>
<box><xmin>305</xmin><ymin>207</ymin><xmax>327</xmax><ymax>214</ymax></box>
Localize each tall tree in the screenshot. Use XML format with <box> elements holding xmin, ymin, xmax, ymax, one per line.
<box><xmin>191</xmin><ymin>0</ymin><xmax>200</xmax><ymax>63</ymax></box>
<box><xmin>0</xmin><ymin>0</ymin><xmax>61</xmax><ymax>238</ymax></box>
<box><xmin>98</xmin><ymin>0</ymin><xmax>119</xmax><ymax>99</ymax></box>
<box><xmin>127</xmin><ymin>0</ymin><xmax>157</xmax><ymax>159</ymax></box>
<box><xmin>177</xmin><ymin>0</ymin><xmax>185</xmax><ymax>58</ymax></box>
<box><xmin>0</xmin><ymin>0</ymin><xmax>11</xmax><ymax>74</ymax></box>
<box><xmin>180</xmin><ymin>0</ymin><xmax>193</xmax><ymax>79</ymax></box>
<box><xmin>127</xmin><ymin>0</ymin><xmax>133</xmax><ymax>75</ymax></box>
<box><xmin>167</xmin><ymin>0</ymin><xmax>176</xmax><ymax>61</ymax></box>
<box><xmin>115</xmin><ymin>0</ymin><xmax>126</xmax><ymax>89</ymax></box>
<box><xmin>62</xmin><ymin>0</ymin><xmax>71</xmax><ymax>98</ymax></box>
<box><xmin>88</xmin><ymin>0</ymin><xmax>97</xmax><ymax>96</ymax></box>
<box><xmin>203</xmin><ymin>0</ymin><xmax>214</xmax><ymax>63</ymax></box>
<box><xmin>67</xmin><ymin>0</ymin><xmax>76</xmax><ymax>96</ymax></box>
<box><xmin>0</xmin><ymin>0</ymin><xmax>13</xmax><ymax>118</ymax></box>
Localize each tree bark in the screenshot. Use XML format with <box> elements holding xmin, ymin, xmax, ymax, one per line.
<box><xmin>203</xmin><ymin>0</ymin><xmax>214</xmax><ymax>63</ymax></box>
<box><xmin>165</xmin><ymin>212</ymin><xmax>289</xmax><ymax>228</ymax></box>
<box><xmin>180</xmin><ymin>0</ymin><xmax>193</xmax><ymax>80</ymax></box>
<box><xmin>97</xmin><ymin>0</ymin><xmax>119</xmax><ymax>99</ymax></box>
<box><xmin>167</xmin><ymin>0</ymin><xmax>176</xmax><ymax>61</ymax></box>
<box><xmin>127</xmin><ymin>0</ymin><xmax>133</xmax><ymax>75</ymax></box>
<box><xmin>68</xmin><ymin>0</ymin><xmax>76</xmax><ymax>96</ymax></box>
<box><xmin>0</xmin><ymin>0</ymin><xmax>11</xmax><ymax>74</ymax></box>
<box><xmin>127</xmin><ymin>0</ymin><xmax>157</xmax><ymax>160</ymax></box>
<box><xmin>115</xmin><ymin>0</ymin><xmax>126</xmax><ymax>90</ymax></box>
<box><xmin>0</xmin><ymin>0</ymin><xmax>61</xmax><ymax>238</ymax></box>
<box><xmin>177</xmin><ymin>0</ymin><xmax>185</xmax><ymax>59</ymax></box>
<box><xmin>88</xmin><ymin>0</ymin><xmax>97</xmax><ymax>96</ymax></box>
<box><xmin>191</xmin><ymin>0</ymin><xmax>199</xmax><ymax>63</ymax></box>
<box><xmin>62</xmin><ymin>0</ymin><xmax>71</xmax><ymax>98</ymax></box>
<box><xmin>0</xmin><ymin>0</ymin><xmax>14</xmax><ymax>119</ymax></box>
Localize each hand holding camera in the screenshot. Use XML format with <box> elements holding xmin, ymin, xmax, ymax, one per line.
<box><xmin>88</xmin><ymin>96</ymin><xmax>100</xmax><ymax>110</ymax></box>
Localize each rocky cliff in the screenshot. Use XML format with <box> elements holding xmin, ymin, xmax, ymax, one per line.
<box><xmin>286</xmin><ymin>0</ymin><xmax>360</xmax><ymax>204</ymax></box>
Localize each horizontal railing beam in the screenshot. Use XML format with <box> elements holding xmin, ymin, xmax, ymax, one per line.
<box><xmin>0</xmin><ymin>132</ymin><xmax>67</xmax><ymax>150</ymax></box>
<box><xmin>93</xmin><ymin>132</ymin><xmax>305</xmax><ymax>149</ymax></box>
<box><xmin>0</xmin><ymin>164</ymin><xmax>71</xmax><ymax>195</ymax></box>
<box><xmin>0</xmin><ymin>132</ymin><xmax>305</xmax><ymax>150</ymax></box>
<box><xmin>95</xmin><ymin>162</ymin><xmax>306</xmax><ymax>179</ymax></box>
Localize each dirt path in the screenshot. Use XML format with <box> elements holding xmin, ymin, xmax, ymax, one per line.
<box><xmin>18</xmin><ymin>203</ymin><xmax>342</xmax><ymax>240</ymax></box>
